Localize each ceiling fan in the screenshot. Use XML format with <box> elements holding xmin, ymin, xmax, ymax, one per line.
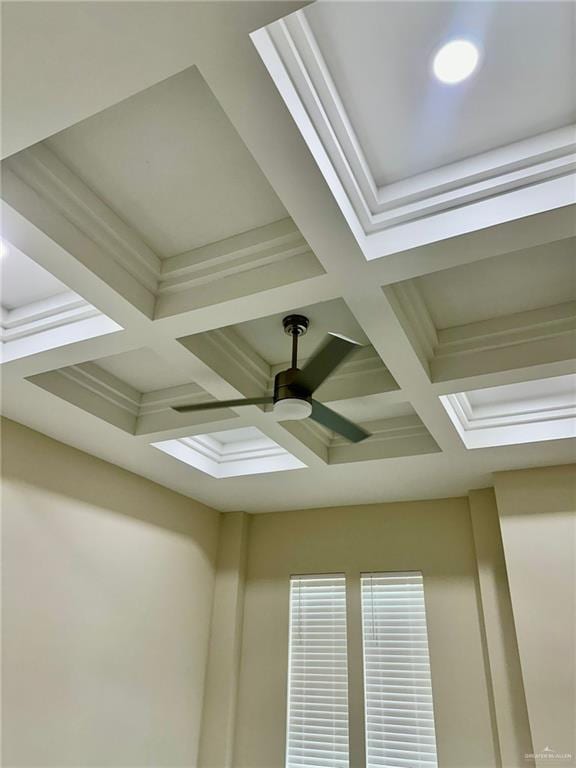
<box><xmin>172</xmin><ymin>314</ymin><xmax>370</xmax><ymax>443</ymax></box>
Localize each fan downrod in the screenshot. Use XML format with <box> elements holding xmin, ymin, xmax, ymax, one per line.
<box><xmin>282</xmin><ymin>314</ymin><xmax>309</xmax><ymax>371</ymax></box>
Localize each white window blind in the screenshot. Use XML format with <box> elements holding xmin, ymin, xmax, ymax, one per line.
<box><xmin>361</xmin><ymin>572</ymin><xmax>438</xmax><ymax>768</ymax></box>
<box><xmin>286</xmin><ymin>574</ymin><xmax>350</xmax><ymax>768</ymax></box>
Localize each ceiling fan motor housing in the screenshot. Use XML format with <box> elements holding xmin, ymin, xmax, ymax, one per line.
<box><xmin>273</xmin><ymin>367</ymin><xmax>310</xmax><ymax>403</ymax></box>
<box><xmin>273</xmin><ymin>364</ymin><xmax>313</xmax><ymax>421</ymax></box>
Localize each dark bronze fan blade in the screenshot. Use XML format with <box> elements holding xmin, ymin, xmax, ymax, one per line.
<box><xmin>293</xmin><ymin>334</ymin><xmax>361</xmax><ymax>395</ymax></box>
<box><xmin>310</xmin><ymin>400</ymin><xmax>370</xmax><ymax>443</ymax></box>
<box><xmin>172</xmin><ymin>397</ymin><xmax>273</xmax><ymax>414</ymax></box>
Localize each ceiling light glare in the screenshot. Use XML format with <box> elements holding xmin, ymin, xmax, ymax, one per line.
<box><xmin>0</xmin><ymin>240</ymin><xmax>8</xmax><ymax>259</ymax></box>
<box><xmin>433</xmin><ymin>39</ymin><xmax>479</xmax><ymax>84</ymax></box>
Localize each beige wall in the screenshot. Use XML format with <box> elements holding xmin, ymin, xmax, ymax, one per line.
<box><xmin>233</xmin><ymin>498</ymin><xmax>500</xmax><ymax>768</ymax></box>
<box><xmin>1</xmin><ymin>418</ymin><xmax>220</xmax><ymax>767</ymax></box>
<box><xmin>495</xmin><ymin>465</ymin><xmax>576</xmax><ymax>767</ymax></box>
<box><xmin>198</xmin><ymin>512</ymin><xmax>249</xmax><ymax>768</ymax></box>
<box><xmin>469</xmin><ymin>488</ymin><xmax>533</xmax><ymax>767</ymax></box>
<box><xmin>4</xmin><ymin>415</ymin><xmax>573</xmax><ymax>768</ymax></box>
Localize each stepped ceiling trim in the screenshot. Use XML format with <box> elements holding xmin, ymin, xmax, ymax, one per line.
<box><xmin>152</xmin><ymin>427</ymin><xmax>306</xmax><ymax>478</ymax></box>
<box><xmin>3</xmin><ymin>146</ymin><xmax>325</xmax><ymax>321</ymax></box>
<box><xmin>441</xmin><ymin>375</ymin><xmax>576</xmax><ymax>449</ymax></box>
<box><xmin>386</xmin><ymin>282</ymin><xmax>576</xmax><ymax>385</ymax></box>
<box><xmin>29</xmin><ymin>363</ymin><xmax>239</xmax><ymax>437</ymax></box>
<box><xmin>3</xmin><ymin>146</ymin><xmax>162</xmax><ymax>291</ymax></box>
<box><xmin>252</xmin><ymin>12</ymin><xmax>576</xmax><ymax>259</ymax></box>
<box><xmin>0</xmin><ymin>290</ymin><xmax>121</xmax><ymax>364</ymax></box>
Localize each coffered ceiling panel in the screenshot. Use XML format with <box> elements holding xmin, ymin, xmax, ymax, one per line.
<box><xmin>386</xmin><ymin>237</ymin><xmax>576</xmax><ymax>384</ymax></box>
<box><xmin>153</xmin><ymin>426</ymin><xmax>306</xmax><ymax>479</ymax></box>
<box><xmin>328</xmin><ymin>397</ymin><xmax>413</xmax><ymax>425</ymax></box>
<box><xmin>414</xmin><ymin>238</ymin><xmax>576</xmax><ymax>329</ymax></box>
<box><xmin>94</xmin><ymin>347</ymin><xmax>201</xmax><ymax>394</ymax></box>
<box><xmin>236</xmin><ymin>298</ymin><xmax>369</xmax><ymax>364</ymax></box>
<box><xmin>441</xmin><ymin>373</ymin><xmax>576</xmax><ymax>449</ymax></box>
<box><xmin>46</xmin><ymin>66</ymin><xmax>287</xmax><ymax>258</ymax></box>
<box><xmin>253</xmin><ymin>1</ymin><xmax>576</xmax><ymax>258</ymax></box>
<box><xmin>306</xmin><ymin>0</ymin><xmax>575</xmax><ymax>184</ymax></box>
<box><xmin>1</xmin><ymin>240</ymin><xmax>121</xmax><ymax>364</ymax></box>
<box><xmin>2</xmin><ymin>64</ymin><xmax>325</xmax><ymax>321</ymax></box>
<box><xmin>28</xmin><ymin>352</ymin><xmax>235</xmax><ymax>438</ymax></box>
<box><xmin>178</xmin><ymin>298</ymin><xmax>399</xmax><ymax>405</ymax></box>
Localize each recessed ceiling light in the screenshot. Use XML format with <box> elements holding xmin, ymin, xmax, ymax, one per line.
<box><xmin>433</xmin><ymin>39</ymin><xmax>480</xmax><ymax>84</ymax></box>
<box><xmin>0</xmin><ymin>240</ymin><xmax>8</xmax><ymax>259</ymax></box>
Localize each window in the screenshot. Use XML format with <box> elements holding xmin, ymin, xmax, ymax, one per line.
<box><xmin>285</xmin><ymin>572</ymin><xmax>438</xmax><ymax>767</ymax></box>
<box><xmin>361</xmin><ymin>572</ymin><xmax>438</xmax><ymax>768</ymax></box>
<box><xmin>286</xmin><ymin>574</ymin><xmax>349</xmax><ymax>768</ymax></box>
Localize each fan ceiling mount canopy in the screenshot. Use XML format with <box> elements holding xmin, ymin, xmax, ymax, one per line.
<box><xmin>172</xmin><ymin>314</ymin><xmax>370</xmax><ymax>443</ymax></box>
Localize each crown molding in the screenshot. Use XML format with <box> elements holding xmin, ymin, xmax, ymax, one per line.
<box><xmin>440</xmin><ymin>374</ymin><xmax>576</xmax><ymax>448</ymax></box>
<box><xmin>155</xmin><ymin>218</ymin><xmax>325</xmax><ymax>317</ymax></box>
<box><xmin>0</xmin><ymin>291</ymin><xmax>121</xmax><ymax>363</ymax></box>
<box><xmin>138</xmin><ymin>383</ymin><xmax>212</xmax><ymax>417</ymax></box>
<box><xmin>252</xmin><ymin>12</ymin><xmax>576</xmax><ymax>259</ymax></box>
<box><xmin>1</xmin><ymin>168</ymin><xmax>156</xmax><ymax>318</ymax></box>
<box><xmin>60</xmin><ymin>362</ymin><xmax>141</xmax><ymax>415</ymax></box>
<box><xmin>182</xmin><ymin>433</ymin><xmax>286</xmax><ymax>464</ymax></box>
<box><xmin>2</xmin><ymin>147</ymin><xmax>325</xmax><ymax>320</ymax></box>
<box><xmin>384</xmin><ymin>282</ymin><xmax>437</xmax><ymax>372</ymax></box>
<box><xmin>159</xmin><ymin>218</ymin><xmax>310</xmax><ymax>293</ymax></box>
<box><xmin>432</xmin><ymin>307</ymin><xmax>576</xmax><ymax>384</ymax></box>
<box><xmin>178</xmin><ymin>326</ymin><xmax>271</xmax><ymax>397</ymax></box>
<box><xmin>435</xmin><ymin>302</ymin><xmax>576</xmax><ymax>358</ymax></box>
<box><xmin>136</xmin><ymin>383</ymin><xmax>238</xmax><ymax>435</ymax></box>
<box><xmin>329</xmin><ymin>415</ymin><xmax>439</xmax><ymax>464</ymax></box>
<box><xmin>280</xmin><ymin>411</ymin><xmax>439</xmax><ymax>464</ymax></box>
<box><xmin>389</xmin><ymin>279</ymin><xmax>576</xmax><ymax>383</ymax></box>
<box><xmin>1</xmin><ymin>292</ymin><xmax>97</xmax><ymax>342</ymax></box>
<box><xmin>29</xmin><ymin>363</ymin><xmax>140</xmax><ymax>433</ymax></box>
<box><xmin>2</xmin><ymin>145</ymin><xmax>162</xmax><ymax>292</ymax></box>
<box><xmin>27</xmin><ymin>361</ymin><xmax>237</xmax><ymax>437</ymax></box>
<box><xmin>152</xmin><ymin>427</ymin><xmax>306</xmax><ymax>478</ymax></box>
<box><xmin>331</xmin><ymin>415</ymin><xmax>430</xmax><ymax>446</ymax></box>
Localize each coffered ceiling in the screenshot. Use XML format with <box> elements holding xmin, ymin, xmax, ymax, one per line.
<box><xmin>304</xmin><ymin>1</ymin><xmax>575</xmax><ymax>184</ymax></box>
<box><xmin>0</xmin><ymin>241</ymin><xmax>121</xmax><ymax>364</ymax></box>
<box><xmin>2</xmin><ymin>243</ymin><xmax>68</xmax><ymax>310</ymax></box>
<box><xmin>46</xmin><ymin>66</ymin><xmax>287</xmax><ymax>258</ymax></box>
<box><xmin>253</xmin><ymin>0</ymin><xmax>575</xmax><ymax>259</ymax></box>
<box><xmin>1</xmin><ymin>0</ymin><xmax>574</xmax><ymax>513</ymax></box>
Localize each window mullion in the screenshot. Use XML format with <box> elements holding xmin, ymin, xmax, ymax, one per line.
<box><xmin>345</xmin><ymin>571</ymin><xmax>367</xmax><ymax>768</ymax></box>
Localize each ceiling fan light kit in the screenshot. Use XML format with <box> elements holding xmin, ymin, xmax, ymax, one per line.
<box><xmin>172</xmin><ymin>314</ymin><xmax>370</xmax><ymax>443</ymax></box>
<box><xmin>273</xmin><ymin>398</ymin><xmax>313</xmax><ymax>421</ymax></box>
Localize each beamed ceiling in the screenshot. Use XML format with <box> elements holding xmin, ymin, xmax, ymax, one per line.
<box><xmin>1</xmin><ymin>1</ymin><xmax>575</xmax><ymax>512</ymax></box>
